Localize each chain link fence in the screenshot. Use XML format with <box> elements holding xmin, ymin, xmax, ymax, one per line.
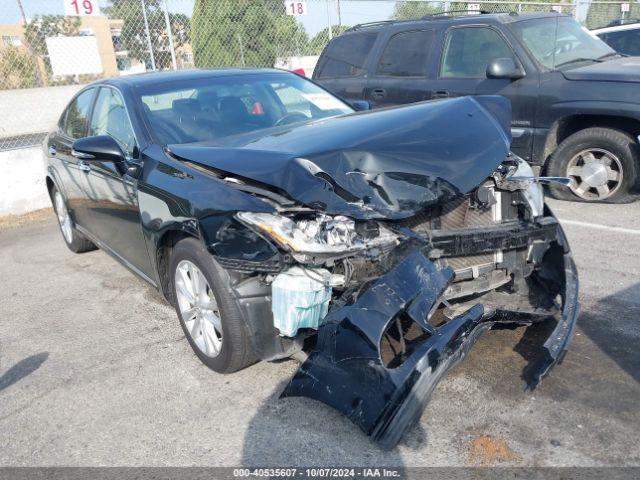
<box><xmin>0</xmin><ymin>0</ymin><xmax>637</xmax><ymax>150</ymax></box>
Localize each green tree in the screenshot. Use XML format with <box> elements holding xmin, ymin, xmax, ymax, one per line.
<box><xmin>105</xmin><ymin>0</ymin><xmax>190</xmax><ymax>69</ymax></box>
<box><xmin>307</xmin><ymin>25</ymin><xmax>350</xmax><ymax>54</ymax></box>
<box><xmin>391</xmin><ymin>2</ymin><xmax>444</xmax><ymax>20</ymax></box>
<box><xmin>0</xmin><ymin>46</ymin><xmax>38</xmax><ymax>89</ymax></box>
<box><xmin>191</xmin><ymin>0</ymin><xmax>309</xmax><ymax>68</ymax></box>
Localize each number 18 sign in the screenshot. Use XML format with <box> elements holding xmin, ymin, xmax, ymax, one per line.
<box><xmin>64</xmin><ymin>0</ymin><xmax>101</xmax><ymax>17</ymax></box>
<box><xmin>284</xmin><ymin>1</ymin><xmax>307</xmax><ymax>16</ymax></box>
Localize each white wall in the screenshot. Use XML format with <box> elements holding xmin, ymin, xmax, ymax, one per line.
<box><xmin>0</xmin><ymin>84</ymin><xmax>84</xmax><ymax>216</ymax></box>
<box><xmin>0</xmin><ymin>84</ymin><xmax>83</xmax><ymax>138</ymax></box>
<box><xmin>0</xmin><ymin>147</ymin><xmax>50</xmax><ymax>216</ymax></box>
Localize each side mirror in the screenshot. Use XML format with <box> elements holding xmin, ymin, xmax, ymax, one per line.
<box><xmin>350</xmin><ymin>100</ymin><xmax>371</xmax><ymax>111</ymax></box>
<box><xmin>486</xmin><ymin>57</ymin><xmax>525</xmax><ymax>80</ymax></box>
<box><xmin>72</xmin><ymin>135</ymin><xmax>125</xmax><ymax>163</ymax></box>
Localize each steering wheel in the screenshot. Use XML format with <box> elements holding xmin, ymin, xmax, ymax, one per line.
<box><xmin>556</xmin><ymin>40</ymin><xmax>574</xmax><ymax>55</ymax></box>
<box><xmin>274</xmin><ymin>112</ymin><xmax>309</xmax><ymax>127</ymax></box>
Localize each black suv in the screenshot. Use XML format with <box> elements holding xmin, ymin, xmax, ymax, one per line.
<box><xmin>314</xmin><ymin>12</ymin><xmax>640</xmax><ymax>203</ymax></box>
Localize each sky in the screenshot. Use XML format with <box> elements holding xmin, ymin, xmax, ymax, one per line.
<box><xmin>0</xmin><ymin>0</ymin><xmax>396</xmax><ymax>36</ymax></box>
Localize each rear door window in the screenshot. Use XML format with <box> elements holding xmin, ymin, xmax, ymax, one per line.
<box><xmin>440</xmin><ymin>27</ymin><xmax>514</xmax><ymax>78</ymax></box>
<box><xmin>62</xmin><ymin>88</ymin><xmax>95</xmax><ymax>139</ymax></box>
<box><xmin>315</xmin><ymin>32</ymin><xmax>377</xmax><ymax>78</ymax></box>
<box><xmin>377</xmin><ymin>30</ymin><xmax>434</xmax><ymax>77</ymax></box>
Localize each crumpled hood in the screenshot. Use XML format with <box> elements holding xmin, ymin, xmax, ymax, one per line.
<box><xmin>168</xmin><ymin>95</ymin><xmax>511</xmax><ymax>220</ymax></box>
<box><xmin>562</xmin><ymin>57</ymin><xmax>640</xmax><ymax>83</ymax></box>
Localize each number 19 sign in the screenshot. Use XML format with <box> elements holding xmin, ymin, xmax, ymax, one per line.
<box><xmin>284</xmin><ymin>1</ymin><xmax>307</xmax><ymax>16</ymax></box>
<box><xmin>64</xmin><ymin>0</ymin><xmax>101</xmax><ymax>16</ymax></box>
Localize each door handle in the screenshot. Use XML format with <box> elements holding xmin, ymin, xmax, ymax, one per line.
<box><xmin>78</xmin><ymin>160</ymin><xmax>91</xmax><ymax>172</ymax></box>
<box><xmin>48</xmin><ymin>145</ymin><xmax>56</xmax><ymax>156</ymax></box>
<box><xmin>433</xmin><ymin>90</ymin><xmax>450</xmax><ymax>99</ymax></box>
<box><xmin>371</xmin><ymin>88</ymin><xmax>386</xmax><ymax>99</ymax></box>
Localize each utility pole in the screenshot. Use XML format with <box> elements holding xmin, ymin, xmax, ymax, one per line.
<box><xmin>16</xmin><ymin>0</ymin><xmax>26</xmax><ymax>21</ymax></box>
<box><xmin>162</xmin><ymin>0</ymin><xmax>177</xmax><ymax>70</ymax></box>
<box><xmin>337</xmin><ymin>0</ymin><xmax>341</xmax><ymax>27</ymax></box>
<box><xmin>237</xmin><ymin>32</ymin><xmax>245</xmax><ymax>67</ymax></box>
<box><xmin>140</xmin><ymin>0</ymin><xmax>156</xmax><ymax>71</ymax></box>
<box><xmin>325</xmin><ymin>0</ymin><xmax>333</xmax><ymax>40</ymax></box>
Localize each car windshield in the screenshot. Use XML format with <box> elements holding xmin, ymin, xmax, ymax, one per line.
<box><xmin>136</xmin><ymin>73</ymin><xmax>353</xmax><ymax>145</ymax></box>
<box><xmin>510</xmin><ymin>17</ymin><xmax>616</xmax><ymax>70</ymax></box>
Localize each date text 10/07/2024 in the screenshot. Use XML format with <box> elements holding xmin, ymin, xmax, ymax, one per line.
<box><xmin>233</xmin><ymin>468</ymin><xmax>402</xmax><ymax>478</ymax></box>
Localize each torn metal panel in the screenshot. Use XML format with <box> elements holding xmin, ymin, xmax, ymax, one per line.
<box><xmin>281</xmin><ymin>249</ymin><xmax>490</xmax><ymax>449</ymax></box>
<box><xmin>283</xmin><ymin>220</ymin><xmax>579</xmax><ymax>449</ymax></box>
<box><xmin>527</xmin><ymin>249</ymin><xmax>580</xmax><ymax>389</ymax></box>
<box><xmin>167</xmin><ymin>96</ymin><xmax>512</xmax><ymax>220</ymax></box>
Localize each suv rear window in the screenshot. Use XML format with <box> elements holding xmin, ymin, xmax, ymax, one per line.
<box><xmin>598</xmin><ymin>28</ymin><xmax>640</xmax><ymax>57</ymax></box>
<box><xmin>377</xmin><ymin>30</ymin><xmax>434</xmax><ymax>77</ymax></box>
<box><xmin>315</xmin><ymin>32</ymin><xmax>377</xmax><ymax>78</ymax></box>
<box><xmin>598</xmin><ymin>29</ymin><xmax>640</xmax><ymax>56</ymax></box>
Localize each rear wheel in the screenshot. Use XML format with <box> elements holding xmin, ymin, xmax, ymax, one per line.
<box><xmin>51</xmin><ymin>186</ymin><xmax>96</xmax><ymax>253</ymax></box>
<box><xmin>547</xmin><ymin>127</ymin><xmax>638</xmax><ymax>203</ymax></box>
<box><xmin>170</xmin><ymin>237</ymin><xmax>256</xmax><ymax>373</ymax></box>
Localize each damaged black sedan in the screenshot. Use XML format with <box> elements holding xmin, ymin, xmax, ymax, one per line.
<box><xmin>45</xmin><ymin>69</ymin><xmax>579</xmax><ymax>449</ymax></box>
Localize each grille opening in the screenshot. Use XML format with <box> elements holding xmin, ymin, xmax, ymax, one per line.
<box><xmin>380</xmin><ymin>312</ymin><xmax>431</xmax><ymax>368</ymax></box>
<box><xmin>400</xmin><ymin>185</ymin><xmax>513</xmax><ymax>280</ymax></box>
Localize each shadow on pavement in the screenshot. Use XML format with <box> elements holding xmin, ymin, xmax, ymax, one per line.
<box><xmin>577</xmin><ymin>283</ymin><xmax>640</xmax><ymax>383</ymax></box>
<box><xmin>239</xmin><ymin>282</ymin><xmax>640</xmax><ymax>464</ymax></box>
<box><xmin>511</xmin><ymin>282</ymin><xmax>640</xmax><ymax>384</ymax></box>
<box><xmin>241</xmin><ymin>377</ymin><xmax>410</xmax><ymax>467</ymax></box>
<box><xmin>0</xmin><ymin>352</ymin><xmax>49</xmax><ymax>392</ymax></box>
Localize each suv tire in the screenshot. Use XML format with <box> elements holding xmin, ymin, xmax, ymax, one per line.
<box><xmin>170</xmin><ymin>237</ymin><xmax>256</xmax><ymax>373</ymax></box>
<box><xmin>547</xmin><ymin>127</ymin><xmax>639</xmax><ymax>203</ymax></box>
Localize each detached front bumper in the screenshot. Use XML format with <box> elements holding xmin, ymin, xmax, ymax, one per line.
<box><xmin>282</xmin><ymin>228</ymin><xmax>579</xmax><ymax>449</ymax></box>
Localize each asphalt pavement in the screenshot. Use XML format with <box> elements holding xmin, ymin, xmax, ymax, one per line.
<box><xmin>0</xmin><ymin>199</ymin><xmax>638</xmax><ymax>466</ymax></box>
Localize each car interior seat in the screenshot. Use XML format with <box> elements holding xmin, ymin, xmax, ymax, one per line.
<box><xmin>172</xmin><ymin>98</ymin><xmax>218</xmax><ymax>142</ymax></box>
<box><xmin>218</xmin><ymin>96</ymin><xmax>260</xmax><ymax>134</ymax></box>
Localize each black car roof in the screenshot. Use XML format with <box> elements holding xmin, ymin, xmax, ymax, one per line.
<box><xmin>344</xmin><ymin>11</ymin><xmax>569</xmax><ymax>34</ymax></box>
<box><xmin>93</xmin><ymin>68</ymin><xmax>291</xmax><ymax>89</ymax></box>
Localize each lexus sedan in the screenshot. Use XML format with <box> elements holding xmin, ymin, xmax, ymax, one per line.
<box><xmin>45</xmin><ymin>69</ymin><xmax>579</xmax><ymax>449</ymax></box>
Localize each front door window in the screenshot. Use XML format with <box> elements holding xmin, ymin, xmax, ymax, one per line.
<box><xmin>89</xmin><ymin>87</ymin><xmax>137</xmax><ymax>158</ymax></box>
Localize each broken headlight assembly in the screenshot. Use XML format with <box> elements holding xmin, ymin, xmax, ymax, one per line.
<box><xmin>236</xmin><ymin>211</ymin><xmax>398</xmax><ymax>263</ymax></box>
<box><xmin>495</xmin><ymin>154</ymin><xmax>572</xmax><ymax>217</ymax></box>
<box><xmin>494</xmin><ymin>155</ymin><xmax>545</xmax><ymax>217</ymax></box>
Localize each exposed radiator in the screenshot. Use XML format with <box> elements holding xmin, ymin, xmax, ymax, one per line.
<box><xmin>401</xmin><ymin>187</ymin><xmax>504</xmax><ymax>275</ymax></box>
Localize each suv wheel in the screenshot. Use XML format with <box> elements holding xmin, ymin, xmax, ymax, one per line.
<box><xmin>170</xmin><ymin>237</ymin><xmax>256</xmax><ymax>373</ymax></box>
<box><xmin>51</xmin><ymin>186</ymin><xmax>96</xmax><ymax>253</ymax></box>
<box><xmin>547</xmin><ymin>127</ymin><xmax>638</xmax><ymax>203</ymax></box>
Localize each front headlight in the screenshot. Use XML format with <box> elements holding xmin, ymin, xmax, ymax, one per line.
<box><xmin>236</xmin><ymin>212</ymin><xmax>397</xmax><ymax>258</ymax></box>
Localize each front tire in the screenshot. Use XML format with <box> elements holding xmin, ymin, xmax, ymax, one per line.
<box><xmin>547</xmin><ymin>127</ymin><xmax>638</xmax><ymax>203</ymax></box>
<box><xmin>51</xmin><ymin>186</ymin><xmax>96</xmax><ymax>253</ymax></box>
<box><xmin>170</xmin><ymin>237</ymin><xmax>256</xmax><ymax>373</ymax></box>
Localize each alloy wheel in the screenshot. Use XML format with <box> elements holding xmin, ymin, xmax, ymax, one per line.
<box><xmin>54</xmin><ymin>191</ymin><xmax>74</xmax><ymax>244</ymax></box>
<box><xmin>566</xmin><ymin>148</ymin><xmax>623</xmax><ymax>200</ymax></box>
<box><xmin>174</xmin><ymin>259</ymin><xmax>223</xmax><ymax>358</ymax></box>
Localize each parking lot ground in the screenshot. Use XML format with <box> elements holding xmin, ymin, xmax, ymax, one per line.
<box><xmin>0</xmin><ymin>199</ymin><xmax>638</xmax><ymax>467</ymax></box>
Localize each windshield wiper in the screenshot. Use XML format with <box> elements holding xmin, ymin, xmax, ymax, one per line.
<box><xmin>597</xmin><ymin>52</ymin><xmax>624</xmax><ymax>60</ymax></box>
<box><xmin>555</xmin><ymin>57</ymin><xmax>602</xmax><ymax>69</ymax></box>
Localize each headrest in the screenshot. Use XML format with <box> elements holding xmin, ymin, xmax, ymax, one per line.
<box><xmin>219</xmin><ymin>97</ymin><xmax>249</xmax><ymax>120</ymax></box>
<box><xmin>172</xmin><ymin>98</ymin><xmax>201</xmax><ymax>114</ymax></box>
